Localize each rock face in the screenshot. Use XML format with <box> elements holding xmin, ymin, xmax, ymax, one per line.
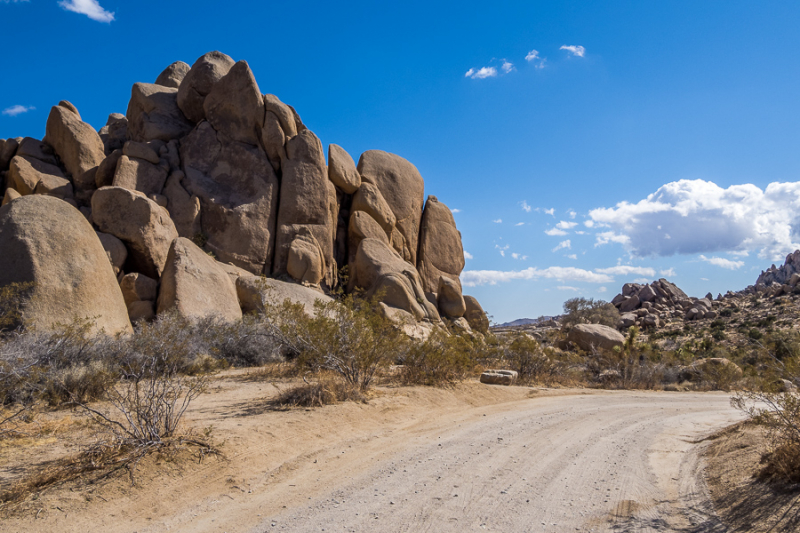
<box><xmin>357</xmin><ymin>150</ymin><xmax>425</xmax><ymax>264</ymax></box>
<box><xmin>274</xmin><ymin>129</ymin><xmax>337</xmax><ymax>287</ymax></box>
<box><xmin>463</xmin><ymin>295</ymin><xmax>490</xmax><ymax>333</ymax></box>
<box><xmin>8</xmin><ymin>155</ymin><xmax>71</xmax><ymax>198</ymax></box>
<box><xmin>92</xmin><ymin>187</ymin><xmax>178</xmax><ymax>279</ymax></box>
<box><xmin>567</xmin><ymin>324</ymin><xmax>625</xmax><ymax>353</ymax></box>
<box><xmin>438</xmin><ymin>276</ymin><xmax>466</xmax><ymax>318</ymax></box>
<box><xmin>177</xmin><ymin>51</ymin><xmax>235</xmax><ymax>124</ymax></box>
<box><xmin>417</xmin><ymin>195</ymin><xmax>465</xmax><ymax>295</ymax></box>
<box><xmin>157</xmin><ymin>237</ymin><xmax>242</xmax><ymax>321</ymax></box>
<box><xmin>43</xmin><ymin>102</ymin><xmax>105</xmax><ymax>191</ymax></box>
<box><xmin>236</xmin><ymin>275</ymin><xmax>333</xmax><ymax>316</ymax></box>
<box><xmin>328</xmin><ymin>144</ymin><xmax>361</xmax><ymax>194</ymax></box>
<box><xmin>0</xmin><ymin>195</ymin><xmax>131</xmax><ymax>334</ymax></box>
<box><xmin>203</xmin><ymin>60</ymin><xmax>264</xmax><ymax>146</ymax></box>
<box><xmin>126</xmin><ymin>83</ymin><xmax>193</xmax><ymax>143</ymax></box>
<box><xmin>757</xmin><ymin>250</ymin><xmax>800</xmax><ymax>287</ymax></box>
<box><xmin>155</xmin><ymin>61</ymin><xmax>191</xmax><ymax>89</ymax></box>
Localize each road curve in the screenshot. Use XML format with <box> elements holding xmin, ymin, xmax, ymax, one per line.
<box><xmin>253</xmin><ymin>391</ymin><xmax>743</xmax><ymax>533</ymax></box>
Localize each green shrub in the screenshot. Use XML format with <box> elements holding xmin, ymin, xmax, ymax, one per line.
<box><xmin>399</xmin><ymin>329</ymin><xmax>483</xmax><ymax>386</ymax></box>
<box><xmin>561</xmin><ymin>297</ymin><xmax>620</xmax><ymax>328</ymax></box>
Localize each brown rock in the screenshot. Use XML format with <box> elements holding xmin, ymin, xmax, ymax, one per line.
<box><xmin>2</xmin><ymin>188</ymin><xmax>20</xmax><ymax>206</ymax></box>
<box><xmin>123</xmin><ymin>140</ymin><xmax>160</xmax><ymax>164</ymax></box>
<box><xmin>156</xmin><ymin>237</ymin><xmax>242</xmax><ymax>321</ymax></box>
<box><xmin>57</xmin><ymin>100</ymin><xmax>80</xmax><ymax>117</ymax></box>
<box><xmin>95</xmin><ymin>149</ymin><xmax>123</xmax><ymax>188</ymax></box>
<box><xmin>351</xmin><ymin>182</ymin><xmax>395</xmax><ymax>234</ymax></box>
<box><xmin>480</xmin><ymin>370</ymin><xmax>518</xmax><ymax>385</ymax></box>
<box><xmin>417</xmin><ymin>195</ymin><xmax>465</xmax><ymax>294</ymax></box>
<box><xmin>96</xmin><ymin>231</ymin><xmax>127</xmax><ymax>274</ymax></box>
<box><xmin>8</xmin><ymin>155</ymin><xmax>68</xmax><ymax>196</ymax></box>
<box><xmin>98</xmin><ymin>113</ymin><xmax>128</xmax><ymax>154</ymax></box>
<box><xmin>463</xmin><ymin>295</ymin><xmax>490</xmax><ymax>334</ymax></box>
<box><xmin>347</xmin><ymin>211</ymin><xmax>389</xmax><ymax>267</ymax></box>
<box><xmin>236</xmin><ymin>275</ymin><xmax>333</xmax><ymax>316</ymax></box>
<box><xmin>0</xmin><ymin>138</ymin><xmax>19</xmax><ymax>171</ymax></box>
<box><xmin>328</xmin><ymin>144</ymin><xmax>361</xmax><ymax>194</ymax></box>
<box><xmin>287</xmin><ymin>228</ymin><xmax>326</xmax><ymax>286</ymax></box>
<box><xmin>119</xmin><ymin>272</ymin><xmax>158</xmax><ymax>307</ymax></box>
<box><xmin>91</xmin><ymin>186</ymin><xmax>178</xmax><ymax>279</ymax></box>
<box><xmin>43</xmin><ymin>104</ymin><xmax>105</xmax><ymax>191</ymax></box>
<box><xmin>437</xmin><ymin>275</ymin><xmax>466</xmax><ymax>318</ymax></box>
<box><xmin>16</xmin><ymin>137</ymin><xmax>59</xmax><ymax>166</ymax></box>
<box><xmin>203</xmin><ymin>60</ymin><xmax>264</xmax><ymax>146</ymax></box>
<box><xmin>155</xmin><ymin>61</ymin><xmax>191</xmax><ymax>89</ymax></box>
<box><xmin>34</xmin><ymin>172</ymin><xmax>73</xmax><ymax>199</ymax></box>
<box><xmin>357</xmin><ymin>150</ymin><xmax>424</xmax><ymax>264</ymax></box>
<box><xmin>177</xmin><ymin>51</ymin><xmax>235</xmax><ymax>124</ymax></box>
<box><xmin>0</xmin><ymin>195</ymin><xmax>131</xmax><ymax>334</ymax></box>
<box><xmin>112</xmin><ymin>155</ymin><xmax>168</xmax><ymax>196</ymax></box>
<box><xmin>567</xmin><ymin>324</ymin><xmax>625</xmax><ymax>353</ymax></box>
<box><xmin>180</xmin><ymin>121</ymin><xmax>279</xmax><ymax>274</ymax></box>
<box><xmin>162</xmin><ymin>171</ymin><xmax>201</xmax><ymax>238</ymax></box>
<box><xmin>127</xmin><ymin>300</ymin><xmax>156</xmax><ymax>323</ymax></box>
<box><xmin>273</xmin><ymin>129</ymin><xmax>337</xmax><ymax>287</ymax></box>
<box><xmin>126</xmin><ymin>83</ymin><xmax>193</xmax><ymax>143</ymax></box>
<box><xmin>259</xmin><ymin>94</ymin><xmax>299</xmax><ymax>172</ymax></box>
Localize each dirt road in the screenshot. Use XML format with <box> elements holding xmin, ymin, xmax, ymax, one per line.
<box><xmin>4</xmin><ymin>377</ymin><xmax>744</xmax><ymax>533</ymax></box>
<box><xmin>252</xmin><ymin>390</ymin><xmax>742</xmax><ymax>533</ymax></box>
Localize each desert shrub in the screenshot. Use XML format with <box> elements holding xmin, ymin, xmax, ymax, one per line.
<box><xmin>272</xmin><ymin>374</ymin><xmax>366</xmax><ymax>407</ymax></box>
<box><xmin>399</xmin><ymin>329</ymin><xmax>484</xmax><ymax>386</ymax></box>
<box><xmin>585</xmin><ymin>327</ymin><xmax>667</xmax><ymax>389</ymax></box>
<box><xmin>719</xmin><ymin>307</ymin><xmax>734</xmax><ymax>317</ymax></box>
<box><xmin>561</xmin><ymin>297</ymin><xmax>620</xmax><ymax>328</ymax></box>
<box><xmin>499</xmin><ymin>333</ymin><xmax>566</xmax><ymax>384</ymax></box>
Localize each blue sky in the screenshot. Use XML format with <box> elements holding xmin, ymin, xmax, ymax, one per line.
<box><xmin>3</xmin><ymin>1</ymin><xmax>800</xmax><ymax>323</ymax></box>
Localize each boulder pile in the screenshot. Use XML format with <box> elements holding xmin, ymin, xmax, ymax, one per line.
<box><xmin>0</xmin><ymin>51</ymin><xmax>487</xmax><ymax>334</ymax></box>
<box><xmin>610</xmin><ymin>278</ymin><xmax>721</xmax><ymax>329</ymax></box>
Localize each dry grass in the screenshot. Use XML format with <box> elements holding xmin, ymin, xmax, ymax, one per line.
<box><xmin>271</xmin><ymin>375</ymin><xmax>367</xmax><ymax>408</ymax></box>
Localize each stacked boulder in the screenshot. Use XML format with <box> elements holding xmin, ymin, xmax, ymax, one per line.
<box><xmin>0</xmin><ymin>51</ymin><xmax>488</xmax><ymax>334</ymax></box>
<box><xmin>753</xmin><ymin>250</ymin><xmax>800</xmax><ymax>297</ymax></box>
<box><xmin>610</xmin><ymin>278</ymin><xmax>721</xmax><ymax>329</ymax></box>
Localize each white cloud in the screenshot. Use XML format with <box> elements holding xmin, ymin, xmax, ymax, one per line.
<box><xmin>557</xmin><ymin>286</ymin><xmax>579</xmax><ymax>291</ymax></box>
<box><xmin>511</xmin><ymin>253</ymin><xmax>528</xmax><ymax>260</ymax></box>
<box><xmin>568</xmin><ymin>210</ymin><xmax>577</xmax><ymax>219</ymax></box>
<box><xmin>525</xmin><ymin>50</ymin><xmax>540</xmax><ymax>62</ymax></box>
<box><xmin>566</xmin><ymin>254</ymin><xmax>577</xmax><ymax>260</ymax></box>
<box><xmin>515</xmin><ymin>222</ymin><xmax>525</xmax><ymax>227</ymax></box>
<box><xmin>574</xmin><ymin>230</ymin><xmax>587</xmax><ymax>235</ymax></box>
<box><xmin>521</xmin><ymin>200</ymin><xmax>532</xmax><ymax>212</ymax></box>
<box><xmin>633</xmin><ymin>278</ymin><xmax>651</xmax><ymax>283</ymax></box>
<box><xmin>544</xmin><ymin>208</ymin><xmax>555</xmax><ymax>217</ymax></box>
<box><xmin>465</xmin><ymin>66</ymin><xmax>498</xmax><ymax>79</ymax></box>
<box><xmin>493</xmin><ymin>218</ymin><xmax>502</xmax><ymax>224</ymax></box>
<box><xmin>595</xmin><ymin>265</ymin><xmax>656</xmax><ymax>277</ymax></box>
<box><xmin>2</xmin><ymin>104</ymin><xmax>34</xmax><ymax>116</ymax></box>
<box><xmin>450</xmin><ymin>208</ymin><xmax>461</xmax><ymax>213</ymax></box>
<box><xmin>1</xmin><ymin>0</ymin><xmax>30</xmax><ymax>3</ymax></box>
<box><xmin>58</xmin><ymin>0</ymin><xmax>114</xmax><ymax>22</ymax></box>
<box><xmin>598</xmin><ymin>287</ymin><xmax>608</xmax><ymax>293</ymax></box>
<box><xmin>660</xmin><ymin>268</ymin><xmax>676</xmax><ymax>277</ymax></box>
<box><xmin>560</xmin><ymin>45</ymin><xmax>586</xmax><ymax>57</ymax></box>
<box><xmin>556</xmin><ymin>221</ymin><xmax>578</xmax><ymax>230</ymax></box>
<box><xmin>553</xmin><ymin>240</ymin><xmax>571</xmax><ymax>252</ymax></box>
<box><xmin>464</xmin><ymin>251</ymin><xmax>473</xmax><ymax>260</ymax></box>
<box><xmin>699</xmin><ymin>255</ymin><xmax>745</xmax><ymax>270</ymax></box>
<box><xmin>524</xmin><ymin>49</ymin><xmax>546</xmax><ymax>69</ymax></box>
<box><xmin>594</xmin><ymin>231</ymin><xmax>631</xmax><ymax>247</ymax></box>
<box><xmin>584</xmin><ymin>220</ymin><xmax>595</xmax><ymax>228</ymax></box>
<box><xmin>589</xmin><ymin>179</ymin><xmax>800</xmax><ymax>260</ymax></box>
<box><xmin>496</xmin><ymin>244</ymin><xmax>509</xmax><ymax>257</ymax></box>
<box><xmin>545</xmin><ymin>227</ymin><xmax>568</xmax><ymax>236</ymax></box>
<box><xmin>502</xmin><ymin>61</ymin><xmax>515</xmax><ymax>74</ymax></box>
<box><xmin>461</xmin><ymin>266</ymin><xmax>613</xmax><ymax>287</ymax></box>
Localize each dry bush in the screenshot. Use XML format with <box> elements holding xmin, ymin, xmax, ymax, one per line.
<box><xmin>399</xmin><ymin>329</ymin><xmax>485</xmax><ymax>386</ymax></box>
<box><xmin>584</xmin><ymin>327</ymin><xmax>668</xmax><ymax>389</ymax></box>
<box><xmin>561</xmin><ymin>297</ymin><xmax>620</xmax><ymax>328</ymax></box>
<box><xmin>499</xmin><ymin>333</ymin><xmax>573</xmax><ymax>385</ymax></box>
<box><xmin>272</xmin><ymin>374</ymin><xmax>366</xmax><ymax>408</ymax></box>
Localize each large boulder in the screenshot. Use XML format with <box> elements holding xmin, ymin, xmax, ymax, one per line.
<box><xmin>155</xmin><ymin>61</ymin><xmax>191</xmax><ymax>89</ymax></box>
<box><xmin>286</xmin><ymin>228</ymin><xmax>326</xmax><ymax>286</ymax></box>
<box><xmin>463</xmin><ymin>295</ymin><xmax>489</xmax><ymax>334</ymax></box>
<box><xmin>177</xmin><ymin>51</ymin><xmax>235</xmax><ymax>124</ymax></box>
<box><xmin>0</xmin><ymin>195</ymin><xmax>131</xmax><ymax>334</ymax></box>
<box><xmin>273</xmin><ymin>129</ymin><xmax>337</xmax><ymax>287</ymax></box>
<box><xmin>567</xmin><ymin>324</ymin><xmax>625</xmax><ymax>353</ymax></box>
<box><xmin>162</xmin><ymin>171</ymin><xmax>201</xmax><ymax>238</ymax></box>
<box><xmin>8</xmin><ymin>155</ymin><xmax>71</xmax><ymax>198</ymax></box>
<box><xmin>99</xmin><ymin>113</ymin><xmax>128</xmax><ymax>154</ymax></box>
<box><xmin>156</xmin><ymin>237</ymin><xmax>242</xmax><ymax>321</ymax></box>
<box><xmin>95</xmin><ymin>149</ymin><xmax>123</xmax><ymax>188</ymax></box>
<box><xmin>43</xmin><ymin>102</ymin><xmax>105</xmax><ymax>191</ymax></box>
<box><xmin>112</xmin><ymin>154</ymin><xmax>169</xmax><ymax>196</ymax></box>
<box><xmin>126</xmin><ymin>83</ymin><xmax>193</xmax><ymax>143</ymax></box>
<box><xmin>417</xmin><ymin>195</ymin><xmax>465</xmax><ymax>294</ymax></box>
<box><xmin>259</xmin><ymin>94</ymin><xmax>301</xmax><ymax>172</ymax></box>
<box><xmin>203</xmin><ymin>60</ymin><xmax>264</xmax><ymax>146</ymax></box>
<box><xmin>96</xmin><ymin>231</ymin><xmax>127</xmax><ymax>274</ymax></box>
<box><xmin>351</xmin><ymin>182</ymin><xmax>395</xmax><ymax>234</ymax></box>
<box><xmin>328</xmin><ymin>144</ymin><xmax>361</xmax><ymax>194</ymax></box>
<box><xmin>91</xmin><ymin>186</ymin><xmax>178</xmax><ymax>279</ymax></box>
<box><xmin>347</xmin><ymin>210</ymin><xmax>389</xmax><ymax>267</ymax></box>
<box><xmin>352</xmin><ymin>238</ymin><xmax>439</xmax><ymax>322</ymax></box>
<box><xmin>0</xmin><ymin>138</ymin><xmax>19</xmax><ymax>171</ymax></box>
<box><xmin>357</xmin><ymin>150</ymin><xmax>424</xmax><ymax>264</ymax></box>
<box><xmin>438</xmin><ymin>275</ymin><xmax>466</xmax><ymax>318</ymax></box>
<box><xmin>236</xmin><ymin>275</ymin><xmax>333</xmax><ymax>316</ymax></box>
<box><xmin>16</xmin><ymin>137</ymin><xmax>59</xmax><ymax>166</ymax></box>
<box><xmin>180</xmin><ymin>121</ymin><xmax>279</xmax><ymax>274</ymax></box>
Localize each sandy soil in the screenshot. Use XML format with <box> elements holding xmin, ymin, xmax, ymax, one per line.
<box><xmin>2</xmin><ymin>370</ymin><xmax>745</xmax><ymax>533</ymax></box>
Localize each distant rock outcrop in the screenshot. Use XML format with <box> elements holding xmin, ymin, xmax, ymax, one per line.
<box><xmin>0</xmin><ymin>50</ymin><xmax>482</xmax><ymax>335</ymax></box>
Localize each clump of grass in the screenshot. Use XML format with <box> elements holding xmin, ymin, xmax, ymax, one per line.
<box><xmin>272</xmin><ymin>375</ymin><xmax>366</xmax><ymax>408</ymax></box>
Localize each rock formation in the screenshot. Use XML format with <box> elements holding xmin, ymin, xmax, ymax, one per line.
<box><xmin>0</xmin><ymin>50</ymin><xmax>481</xmax><ymax>334</ymax></box>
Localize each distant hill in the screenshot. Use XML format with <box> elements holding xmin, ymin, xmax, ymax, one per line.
<box><xmin>497</xmin><ymin>317</ymin><xmax>558</xmax><ymax>328</ymax></box>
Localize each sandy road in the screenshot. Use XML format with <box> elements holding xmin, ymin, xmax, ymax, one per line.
<box><xmin>253</xmin><ymin>391</ymin><xmax>742</xmax><ymax>533</ymax></box>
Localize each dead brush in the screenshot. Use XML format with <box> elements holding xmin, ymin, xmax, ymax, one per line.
<box><xmin>272</xmin><ymin>374</ymin><xmax>367</xmax><ymax>408</ymax></box>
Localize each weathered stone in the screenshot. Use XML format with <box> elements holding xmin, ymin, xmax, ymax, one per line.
<box><xmin>127</xmin><ymin>300</ymin><xmax>156</xmax><ymax>322</ymax></box>
<box><xmin>273</xmin><ymin>129</ymin><xmax>337</xmax><ymax>287</ymax></box>
<box><xmin>438</xmin><ymin>275</ymin><xmax>466</xmax><ymax>318</ymax></box>
<box><xmin>463</xmin><ymin>295</ymin><xmax>489</xmax><ymax>334</ymax></box>
<box><xmin>112</xmin><ymin>155</ymin><xmax>168</xmax><ymax>196</ymax></box>
<box><xmin>204</xmin><ymin>60</ymin><xmax>264</xmax><ymax>146</ymax></box>
<box><xmin>162</xmin><ymin>171</ymin><xmax>201</xmax><ymax>238</ymax></box>
<box><xmin>236</xmin><ymin>275</ymin><xmax>333</xmax><ymax>316</ymax></box>
<box><xmin>43</xmin><ymin>104</ymin><xmax>105</xmax><ymax>191</ymax></box>
<box><xmin>0</xmin><ymin>195</ymin><xmax>131</xmax><ymax>334</ymax></box>
<box><xmin>619</xmin><ymin>295</ymin><xmax>640</xmax><ymax>313</ymax></box>
<box><xmin>57</xmin><ymin>100</ymin><xmax>80</xmax><ymax>117</ymax></box>
<box><xmin>119</xmin><ymin>272</ymin><xmax>157</xmax><ymax>307</ymax></box>
<box><xmin>357</xmin><ymin>150</ymin><xmax>424</xmax><ymax>264</ymax></box>
<box><xmin>123</xmin><ymin>140</ymin><xmax>160</xmax><ymax>164</ymax></box>
<box><xmin>639</xmin><ymin>285</ymin><xmax>657</xmax><ymax>303</ymax></box>
<box><xmin>347</xmin><ymin>211</ymin><xmax>389</xmax><ymax>267</ymax></box>
<box><xmin>16</xmin><ymin>137</ymin><xmax>59</xmax><ymax>166</ymax></box>
<box><xmin>95</xmin><ymin>149</ymin><xmax>123</xmax><ymax>188</ymax></box>
<box><xmin>126</xmin><ymin>83</ymin><xmax>193</xmax><ymax>143</ymax></box>
<box><xmin>8</xmin><ymin>155</ymin><xmax>68</xmax><ymax>196</ymax></box>
<box><xmin>417</xmin><ymin>195</ymin><xmax>465</xmax><ymax>295</ymax></box>
<box><xmin>287</xmin><ymin>228</ymin><xmax>326</xmax><ymax>286</ymax></box>
<box><xmin>2</xmin><ymin>188</ymin><xmax>20</xmax><ymax>206</ymax></box>
<box><xmin>92</xmin><ymin>186</ymin><xmax>178</xmax><ymax>279</ymax></box>
<box><xmin>98</xmin><ymin>113</ymin><xmax>128</xmax><ymax>155</ymax></box>
<box><xmin>180</xmin><ymin>121</ymin><xmax>279</xmax><ymax>274</ymax></box>
<box><xmin>351</xmin><ymin>182</ymin><xmax>395</xmax><ymax>234</ymax></box>
<box><xmin>155</xmin><ymin>61</ymin><xmax>191</xmax><ymax>89</ymax></box>
<box><xmin>480</xmin><ymin>370</ymin><xmax>518</xmax><ymax>386</ymax></box>
<box><xmin>34</xmin><ymin>172</ymin><xmax>73</xmax><ymax>199</ymax></box>
<box><xmin>259</xmin><ymin>94</ymin><xmax>299</xmax><ymax>172</ymax></box>
<box><xmin>177</xmin><ymin>51</ymin><xmax>235</xmax><ymax>124</ymax></box>
<box><xmin>567</xmin><ymin>324</ymin><xmax>625</xmax><ymax>353</ymax></box>
<box><xmin>0</xmin><ymin>138</ymin><xmax>19</xmax><ymax>170</ymax></box>
<box><xmin>157</xmin><ymin>237</ymin><xmax>242</xmax><ymax>321</ymax></box>
<box><xmin>328</xmin><ymin>144</ymin><xmax>361</xmax><ymax>194</ymax></box>
<box><xmin>96</xmin><ymin>231</ymin><xmax>127</xmax><ymax>274</ymax></box>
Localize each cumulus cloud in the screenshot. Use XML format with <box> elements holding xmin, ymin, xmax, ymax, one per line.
<box><xmin>699</xmin><ymin>255</ymin><xmax>745</xmax><ymax>270</ymax></box>
<box><xmin>589</xmin><ymin>179</ymin><xmax>800</xmax><ymax>260</ymax></box>
<box><xmin>594</xmin><ymin>265</ymin><xmax>656</xmax><ymax>277</ymax></box>
<box><xmin>560</xmin><ymin>45</ymin><xmax>586</xmax><ymax>57</ymax></box>
<box><xmin>465</xmin><ymin>66</ymin><xmax>498</xmax><ymax>79</ymax></box>
<box><xmin>2</xmin><ymin>104</ymin><xmax>34</xmax><ymax>116</ymax></box>
<box><xmin>461</xmin><ymin>266</ymin><xmax>613</xmax><ymax>287</ymax></box>
<box><xmin>545</xmin><ymin>227</ymin><xmax>568</xmax><ymax>236</ymax></box>
<box><xmin>502</xmin><ymin>61</ymin><xmax>515</xmax><ymax>74</ymax></box>
<box><xmin>553</xmin><ymin>240</ymin><xmax>571</xmax><ymax>252</ymax></box>
<box><xmin>464</xmin><ymin>251</ymin><xmax>473</xmax><ymax>260</ymax></box>
<box><xmin>660</xmin><ymin>268</ymin><xmax>677</xmax><ymax>277</ymax></box>
<box><xmin>584</xmin><ymin>220</ymin><xmax>595</xmax><ymax>228</ymax></box>
<box><xmin>521</xmin><ymin>200</ymin><xmax>532</xmax><ymax>213</ymax></box>
<box><xmin>58</xmin><ymin>0</ymin><xmax>114</xmax><ymax>22</ymax></box>
<box><xmin>556</xmin><ymin>221</ymin><xmax>578</xmax><ymax>230</ymax></box>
